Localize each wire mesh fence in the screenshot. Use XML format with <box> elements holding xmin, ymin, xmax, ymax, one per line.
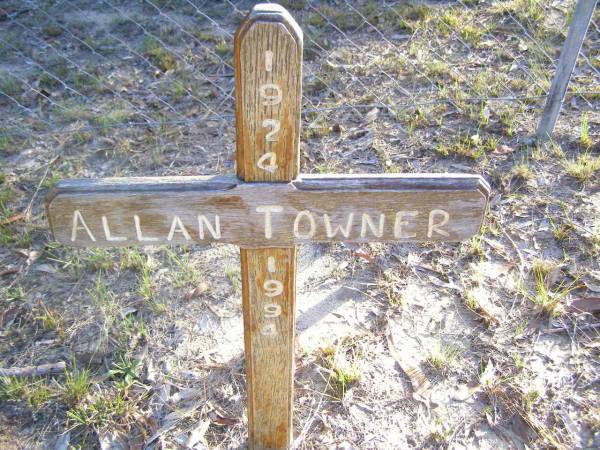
<box><xmin>0</xmin><ymin>0</ymin><xmax>597</xmax><ymax>175</ymax></box>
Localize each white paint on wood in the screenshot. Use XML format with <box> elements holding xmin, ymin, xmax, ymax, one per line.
<box><xmin>198</xmin><ymin>215</ymin><xmax>221</xmax><ymax>239</ymax></box>
<box><xmin>48</xmin><ymin>175</ymin><xmax>489</xmax><ymax>246</ymax></box>
<box><xmin>102</xmin><ymin>215</ymin><xmax>126</xmax><ymax>241</ymax></box>
<box><xmin>256</xmin><ymin>152</ymin><xmax>278</xmax><ymax>172</ymax></box>
<box><xmin>264</xmin><ymin>303</ymin><xmax>281</xmax><ymax>317</ymax></box>
<box><xmin>235</xmin><ymin>4</ymin><xmax>301</xmax><ymax>184</ymax></box>
<box><xmin>265</xmin><ymin>50</ymin><xmax>273</xmax><ymax>72</ymax></box>
<box><xmin>234</xmin><ymin>7</ymin><xmax>302</xmax><ymax>446</ymax></box>
<box><xmin>427</xmin><ymin>209</ymin><xmax>450</xmax><ymax>238</ymax></box>
<box><xmin>293</xmin><ymin>210</ymin><xmax>316</xmax><ymax>239</ymax></box>
<box><xmin>360</xmin><ymin>213</ymin><xmax>385</xmax><ymax>238</ymax></box>
<box><xmin>267</xmin><ymin>256</ymin><xmax>276</xmax><ymax>273</ymax></box>
<box><xmin>260</xmin><ymin>83</ymin><xmax>282</xmax><ymax>106</ymax></box>
<box><xmin>256</xmin><ymin>205</ymin><xmax>283</xmax><ymax>239</ymax></box>
<box><xmin>263</xmin><ymin>279</ymin><xmax>284</xmax><ymax>297</ymax></box>
<box><xmin>71</xmin><ymin>210</ymin><xmax>96</xmax><ymax>242</ymax></box>
<box><xmin>262</xmin><ymin>119</ymin><xmax>280</xmax><ymax>142</ymax></box>
<box><xmin>323</xmin><ymin>213</ymin><xmax>354</xmax><ymax>238</ymax></box>
<box><xmin>81</xmin><ymin>208</ymin><xmax>461</xmax><ymax>243</ymax></box>
<box><xmin>394</xmin><ymin>211</ymin><xmax>418</xmax><ymax>239</ymax></box>
<box><xmin>260</xmin><ymin>323</ymin><xmax>277</xmax><ymax>336</ymax></box>
<box><xmin>134</xmin><ymin>215</ymin><xmax>159</xmax><ymax>242</ymax></box>
<box><xmin>167</xmin><ymin>215</ymin><xmax>191</xmax><ymax>241</ymax></box>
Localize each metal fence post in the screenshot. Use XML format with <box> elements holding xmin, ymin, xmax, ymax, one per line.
<box><xmin>537</xmin><ymin>0</ymin><xmax>598</xmax><ymax>142</ymax></box>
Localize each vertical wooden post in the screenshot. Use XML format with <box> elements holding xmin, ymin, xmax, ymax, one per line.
<box><xmin>234</xmin><ymin>4</ymin><xmax>302</xmax><ymax>449</ymax></box>
<box><xmin>537</xmin><ymin>0</ymin><xmax>597</xmax><ymax>141</ymax></box>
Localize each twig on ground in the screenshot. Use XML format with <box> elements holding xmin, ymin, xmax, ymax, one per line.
<box><xmin>544</xmin><ymin>322</ymin><xmax>600</xmax><ymax>334</ymax></box>
<box><xmin>0</xmin><ymin>361</ymin><xmax>66</xmax><ymax>377</ymax></box>
<box><xmin>499</xmin><ymin>222</ymin><xmax>526</xmax><ymax>277</ymax></box>
<box><xmin>0</xmin><ymin>212</ymin><xmax>25</xmax><ymax>226</ymax></box>
<box><xmin>0</xmin><ymin>267</ymin><xmax>19</xmax><ymax>276</ymax></box>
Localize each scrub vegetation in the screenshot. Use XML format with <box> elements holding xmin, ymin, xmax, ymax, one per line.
<box><xmin>0</xmin><ymin>0</ymin><xmax>598</xmax><ymax>448</ymax></box>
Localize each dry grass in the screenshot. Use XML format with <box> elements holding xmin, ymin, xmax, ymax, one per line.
<box><xmin>0</xmin><ymin>0</ymin><xmax>599</xmax><ymax>449</ymax></box>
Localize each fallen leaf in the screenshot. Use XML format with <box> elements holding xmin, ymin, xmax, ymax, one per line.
<box><xmin>35</xmin><ymin>263</ymin><xmax>57</xmax><ymax>274</ymax></box>
<box><xmin>354</xmin><ymin>248</ymin><xmax>374</xmax><ymax>263</ymax></box>
<box><xmin>451</xmin><ymin>381</ymin><xmax>481</xmax><ymax>402</ymax></box>
<box><xmin>185</xmin><ymin>419</ymin><xmax>210</xmax><ymax>449</ymax></box>
<box><xmin>98</xmin><ymin>430</ymin><xmax>128</xmax><ymax>450</ymax></box>
<box><xmin>26</xmin><ymin>250</ymin><xmax>41</xmax><ymax>266</ymax></box>
<box><xmin>492</xmin><ymin>144</ymin><xmax>515</xmax><ymax>155</ymax></box>
<box><xmin>364</xmin><ymin>107</ymin><xmax>379</xmax><ymax>123</ymax></box>
<box><xmin>145</xmin><ymin>358</ymin><xmax>158</xmax><ymax>384</ymax></box>
<box><xmin>583</xmin><ymin>279</ymin><xmax>600</xmax><ymax>293</ymax></box>
<box><xmin>1</xmin><ymin>302</ymin><xmax>21</xmax><ymax>328</ymax></box>
<box><xmin>170</xmin><ymin>388</ymin><xmax>203</xmax><ymax>405</ymax></box>
<box><xmin>557</xmin><ymin>410</ymin><xmax>580</xmax><ymax>442</ymax></box>
<box><xmin>477</xmin><ymin>307</ymin><xmax>501</xmax><ymax>327</ymax></box>
<box><xmin>467</xmin><ymin>286</ymin><xmax>502</xmax><ymax>327</ymax></box>
<box><xmin>135</xmin><ymin>414</ymin><xmax>158</xmax><ymax>436</ymax></box>
<box><xmin>567</xmin><ymin>297</ymin><xmax>600</xmax><ymax>313</ymax></box>
<box><xmin>184</xmin><ymin>282</ymin><xmax>209</xmax><ymax>301</ymax></box>
<box><xmin>479</xmin><ymin>359</ymin><xmax>495</xmax><ymax>387</ymax></box>
<box><xmin>126</xmin><ymin>431</ymin><xmax>144</xmax><ymax>450</ymax></box>
<box><xmin>483</xmin><ymin>238</ymin><xmax>507</xmax><ymax>253</ymax></box>
<box><xmin>491</xmin><ymin>424</ymin><xmax>526</xmax><ymax>450</ymax></box>
<box><xmin>120</xmin><ymin>307</ymin><xmax>137</xmax><ymax>317</ymax></box>
<box><xmin>0</xmin><ymin>267</ymin><xmax>19</xmax><ymax>276</ymax></box>
<box><xmin>386</xmin><ymin>329</ymin><xmax>431</xmax><ymax>403</ymax></box>
<box><xmin>427</xmin><ymin>274</ymin><xmax>461</xmax><ymax>291</ymax></box>
<box><xmin>156</xmin><ymin>383</ymin><xmax>171</xmax><ymax>404</ymax></box>
<box><xmin>146</xmin><ymin>405</ymin><xmax>199</xmax><ymax>445</ymax></box>
<box><xmin>335</xmin><ymin>261</ymin><xmax>349</xmax><ymax>272</ymax></box>
<box><xmin>208</xmin><ymin>409</ymin><xmax>239</xmax><ymax>426</ymax></box>
<box><xmin>0</xmin><ymin>212</ymin><xmax>25</xmax><ymax>226</ymax></box>
<box><xmin>509</xmin><ymin>413</ymin><xmax>533</xmax><ymax>445</ymax></box>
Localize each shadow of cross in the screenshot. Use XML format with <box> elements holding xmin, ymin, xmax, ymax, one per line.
<box><xmin>45</xmin><ymin>4</ymin><xmax>490</xmax><ymax>449</ymax></box>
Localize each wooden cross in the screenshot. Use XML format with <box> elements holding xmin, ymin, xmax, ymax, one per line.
<box><xmin>45</xmin><ymin>4</ymin><xmax>490</xmax><ymax>449</ymax></box>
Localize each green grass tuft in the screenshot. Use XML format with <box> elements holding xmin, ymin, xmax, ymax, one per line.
<box><xmin>62</xmin><ymin>365</ymin><xmax>91</xmax><ymax>406</ymax></box>
<box><xmin>0</xmin><ymin>376</ymin><xmax>52</xmax><ymax>409</ymax></box>
<box><xmin>580</xmin><ymin>113</ymin><xmax>593</xmax><ymax>149</ymax></box>
<box><xmin>564</xmin><ymin>153</ymin><xmax>600</xmax><ymax>182</ymax></box>
<box><xmin>142</xmin><ymin>37</ymin><xmax>177</xmax><ymax>72</ymax></box>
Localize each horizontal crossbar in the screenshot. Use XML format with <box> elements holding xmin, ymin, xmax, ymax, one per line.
<box><xmin>46</xmin><ymin>174</ymin><xmax>490</xmax><ymax>247</ymax></box>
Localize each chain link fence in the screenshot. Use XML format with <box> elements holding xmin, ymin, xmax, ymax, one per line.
<box><xmin>0</xmin><ymin>0</ymin><xmax>597</xmax><ymax>174</ymax></box>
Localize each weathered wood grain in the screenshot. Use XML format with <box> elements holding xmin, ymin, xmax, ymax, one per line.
<box><xmin>241</xmin><ymin>247</ymin><xmax>296</xmax><ymax>449</ymax></box>
<box><xmin>45</xmin><ymin>174</ymin><xmax>490</xmax><ymax>248</ymax></box>
<box><xmin>236</xmin><ymin>5</ymin><xmax>301</xmax><ymax>448</ymax></box>
<box><xmin>235</xmin><ymin>3</ymin><xmax>302</xmax><ymax>182</ymax></box>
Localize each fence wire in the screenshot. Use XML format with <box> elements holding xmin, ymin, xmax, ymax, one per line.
<box><xmin>0</xmin><ymin>1</ymin><xmax>597</xmax><ymax>165</ymax></box>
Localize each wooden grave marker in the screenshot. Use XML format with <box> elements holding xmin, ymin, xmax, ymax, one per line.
<box><xmin>45</xmin><ymin>4</ymin><xmax>490</xmax><ymax>449</ymax></box>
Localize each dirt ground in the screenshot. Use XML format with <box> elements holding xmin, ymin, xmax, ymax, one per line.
<box><xmin>0</xmin><ymin>1</ymin><xmax>599</xmax><ymax>449</ymax></box>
